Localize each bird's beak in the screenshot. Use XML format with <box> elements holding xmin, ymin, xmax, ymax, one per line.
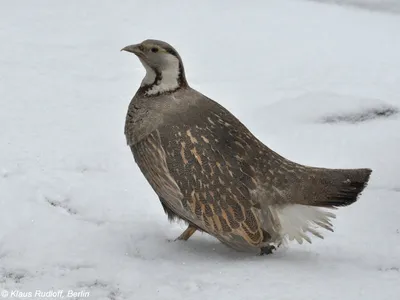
<box><xmin>121</xmin><ymin>44</ymin><xmax>143</xmax><ymax>56</ymax></box>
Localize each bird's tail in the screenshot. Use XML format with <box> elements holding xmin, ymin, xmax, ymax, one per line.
<box><xmin>269</xmin><ymin>167</ymin><xmax>372</xmax><ymax>244</ymax></box>
<box><xmin>305</xmin><ymin>167</ymin><xmax>372</xmax><ymax>208</ymax></box>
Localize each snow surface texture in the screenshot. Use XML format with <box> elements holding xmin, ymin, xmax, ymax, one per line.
<box><xmin>308</xmin><ymin>0</ymin><xmax>400</xmax><ymax>14</ymax></box>
<box><xmin>1</xmin><ymin>0</ymin><xmax>400</xmax><ymax>299</ymax></box>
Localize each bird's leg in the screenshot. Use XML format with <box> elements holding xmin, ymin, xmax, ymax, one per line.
<box><xmin>259</xmin><ymin>245</ymin><xmax>276</xmax><ymax>256</ymax></box>
<box><xmin>176</xmin><ymin>225</ymin><xmax>197</xmax><ymax>241</ymax></box>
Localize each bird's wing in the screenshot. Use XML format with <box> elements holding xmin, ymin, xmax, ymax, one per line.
<box><xmin>131</xmin><ymin>130</ymin><xmax>189</xmax><ymax>221</ymax></box>
<box><xmin>156</xmin><ymin>97</ymin><xmax>271</xmax><ymax>248</ymax></box>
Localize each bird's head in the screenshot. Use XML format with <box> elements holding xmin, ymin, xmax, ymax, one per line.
<box><xmin>122</xmin><ymin>39</ymin><xmax>188</xmax><ymax>96</ymax></box>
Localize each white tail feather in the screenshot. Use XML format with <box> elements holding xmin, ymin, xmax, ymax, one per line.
<box><xmin>274</xmin><ymin>205</ymin><xmax>336</xmax><ymax>244</ymax></box>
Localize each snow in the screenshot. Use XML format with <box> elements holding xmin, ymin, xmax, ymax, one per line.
<box><xmin>308</xmin><ymin>0</ymin><xmax>400</xmax><ymax>14</ymax></box>
<box><xmin>1</xmin><ymin>0</ymin><xmax>400</xmax><ymax>299</ymax></box>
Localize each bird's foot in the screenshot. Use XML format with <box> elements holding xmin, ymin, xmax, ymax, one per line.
<box><xmin>175</xmin><ymin>225</ymin><xmax>197</xmax><ymax>241</ymax></box>
<box><xmin>259</xmin><ymin>245</ymin><xmax>276</xmax><ymax>256</ymax></box>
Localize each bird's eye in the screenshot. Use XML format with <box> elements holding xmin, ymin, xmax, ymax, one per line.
<box><xmin>151</xmin><ymin>47</ymin><xmax>159</xmax><ymax>53</ymax></box>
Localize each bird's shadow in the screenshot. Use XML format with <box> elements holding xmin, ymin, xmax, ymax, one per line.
<box><xmin>127</xmin><ymin>227</ymin><xmax>326</xmax><ymax>264</ymax></box>
<box><xmin>125</xmin><ymin>223</ymin><xmax>369</xmax><ymax>270</ymax></box>
<box><xmin>172</xmin><ymin>237</ymin><xmax>372</xmax><ymax>271</ymax></box>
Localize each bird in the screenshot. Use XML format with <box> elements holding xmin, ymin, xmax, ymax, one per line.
<box><xmin>121</xmin><ymin>39</ymin><xmax>372</xmax><ymax>255</ymax></box>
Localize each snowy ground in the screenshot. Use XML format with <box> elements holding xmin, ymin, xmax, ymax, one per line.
<box><xmin>308</xmin><ymin>0</ymin><xmax>400</xmax><ymax>14</ymax></box>
<box><xmin>1</xmin><ymin>0</ymin><xmax>400</xmax><ymax>299</ymax></box>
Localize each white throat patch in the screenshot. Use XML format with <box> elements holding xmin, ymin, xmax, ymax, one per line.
<box><xmin>139</xmin><ymin>54</ymin><xmax>181</xmax><ymax>96</ymax></box>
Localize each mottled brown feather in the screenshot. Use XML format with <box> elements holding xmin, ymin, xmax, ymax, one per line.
<box><xmin>154</xmin><ymin>100</ymin><xmax>270</xmax><ymax>247</ymax></box>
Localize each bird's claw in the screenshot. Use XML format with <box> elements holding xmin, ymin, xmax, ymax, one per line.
<box><xmin>259</xmin><ymin>245</ymin><xmax>276</xmax><ymax>255</ymax></box>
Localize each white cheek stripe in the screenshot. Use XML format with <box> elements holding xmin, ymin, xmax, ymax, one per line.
<box><xmin>140</xmin><ymin>54</ymin><xmax>181</xmax><ymax>95</ymax></box>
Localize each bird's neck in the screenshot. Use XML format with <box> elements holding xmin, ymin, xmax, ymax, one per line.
<box><xmin>138</xmin><ymin>58</ymin><xmax>187</xmax><ymax>96</ymax></box>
